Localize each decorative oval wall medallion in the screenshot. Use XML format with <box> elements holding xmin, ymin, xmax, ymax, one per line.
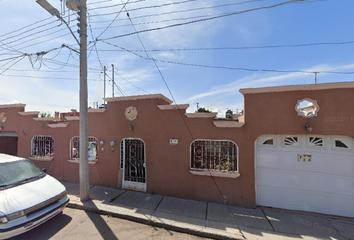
<box><xmin>125</xmin><ymin>106</ymin><xmax>138</xmax><ymax>121</ymax></box>
<box><xmin>0</xmin><ymin>112</ymin><xmax>7</xmax><ymax>123</ymax></box>
<box><xmin>295</xmin><ymin>98</ymin><xmax>320</xmax><ymax>118</ymax></box>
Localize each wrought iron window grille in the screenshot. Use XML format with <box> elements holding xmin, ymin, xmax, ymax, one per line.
<box><xmin>190</xmin><ymin>140</ymin><xmax>238</xmax><ymax>172</ymax></box>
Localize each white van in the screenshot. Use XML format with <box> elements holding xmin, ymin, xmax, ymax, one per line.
<box><xmin>0</xmin><ymin>154</ymin><xmax>69</xmax><ymax>239</ymax></box>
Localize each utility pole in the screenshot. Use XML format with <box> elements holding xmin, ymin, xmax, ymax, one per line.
<box><xmin>112</xmin><ymin>64</ymin><xmax>115</xmax><ymax>97</ymax></box>
<box><xmin>314</xmin><ymin>72</ymin><xmax>319</xmax><ymax>84</ymax></box>
<box><xmin>36</xmin><ymin>0</ymin><xmax>89</xmax><ymax>201</ymax></box>
<box><xmin>78</xmin><ymin>0</ymin><xmax>90</xmax><ymax>201</ymax></box>
<box><xmin>103</xmin><ymin>65</ymin><xmax>106</xmax><ymax>105</ymax></box>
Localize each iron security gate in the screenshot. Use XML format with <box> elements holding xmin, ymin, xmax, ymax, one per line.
<box><xmin>121</xmin><ymin>138</ymin><xmax>146</xmax><ymax>192</ymax></box>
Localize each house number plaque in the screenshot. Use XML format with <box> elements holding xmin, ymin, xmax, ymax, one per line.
<box><xmin>297</xmin><ymin>154</ymin><xmax>312</xmax><ymax>162</ymax></box>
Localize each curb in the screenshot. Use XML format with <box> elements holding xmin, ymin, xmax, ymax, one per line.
<box><xmin>67</xmin><ymin>202</ymin><xmax>244</xmax><ymax>240</ymax></box>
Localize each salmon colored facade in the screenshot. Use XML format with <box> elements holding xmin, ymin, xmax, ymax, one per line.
<box><xmin>0</xmin><ymin>82</ymin><xmax>353</xmax><ymax>209</ymax></box>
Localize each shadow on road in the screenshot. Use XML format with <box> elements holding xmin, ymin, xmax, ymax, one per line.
<box><xmin>10</xmin><ymin>212</ymin><xmax>72</xmax><ymax>240</ymax></box>
<box><xmin>84</xmin><ymin>203</ymin><xmax>119</xmax><ymax>240</ymax></box>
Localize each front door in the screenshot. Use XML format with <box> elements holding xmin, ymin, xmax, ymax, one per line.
<box><xmin>121</xmin><ymin>138</ymin><xmax>146</xmax><ymax>192</ymax></box>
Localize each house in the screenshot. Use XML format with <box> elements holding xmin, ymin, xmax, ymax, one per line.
<box><xmin>0</xmin><ymin>82</ymin><xmax>353</xmax><ymax>218</ymax></box>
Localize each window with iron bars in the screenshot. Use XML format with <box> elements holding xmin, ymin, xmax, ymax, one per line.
<box><xmin>70</xmin><ymin>136</ymin><xmax>98</xmax><ymax>161</ymax></box>
<box><xmin>31</xmin><ymin>136</ymin><xmax>54</xmax><ymax>159</ymax></box>
<box><xmin>190</xmin><ymin>140</ymin><xmax>238</xmax><ymax>172</ymax></box>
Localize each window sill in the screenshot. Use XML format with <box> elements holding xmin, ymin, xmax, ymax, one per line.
<box><xmin>67</xmin><ymin>159</ymin><xmax>98</xmax><ymax>164</ymax></box>
<box><xmin>189</xmin><ymin>170</ymin><xmax>240</xmax><ymax>178</ymax></box>
<box><xmin>29</xmin><ymin>156</ymin><xmax>54</xmax><ymax>161</ymax></box>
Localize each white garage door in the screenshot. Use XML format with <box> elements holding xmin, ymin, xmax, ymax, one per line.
<box><xmin>256</xmin><ymin>135</ymin><xmax>354</xmax><ymax>218</ymax></box>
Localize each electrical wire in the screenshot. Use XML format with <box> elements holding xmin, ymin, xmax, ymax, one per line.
<box><xmin>97</xmin><ymin>0</ymin><xmax>327</xmax><ymax>41</ymax></box>
<box><xmin>89</xmin><ymin>0</ymin><xmax>274</xmax><ymax>23</ymax></box>
<box><xmin>101</xmin><ymin>40</ymin><xmax>354</xmax><ymax>75</ymax></box>
<box><xmin>0</xmin><ymin>19</ymin><xmax>60</xmax><ymax>43</ymax></box>
<box><xmin>113</xmin><ymin>67</ymin><xmax>150</xmax><ymax>94</ymax></box>
<box><xmin>96</xmin><ymin>0</ymin><xmax>131</xmax><ymax>39</ymax></box>
<box><xmin>0</xmin><ymin>55</ymin><xmax>24</xmax><ymax>63</ymax></box>
<box><xmin>94</xmin><ymin>40</ymin><xmax>354</xmax><ymax>52</ymax></box>
<box><xmin>89</xmin><ymin>0</ymin><xmax>146</xmax><ymax>11</ymax></box>
<box><xmin>87</xmin><ymin>12</ymin><xmax>104</xmax><ymax>67</ymax></box>
<box><xmin>0</xmin><ymin>56</ymin><xmax>25</xmax><ymax>75</ymax></box>
<box><xmin>0</xmin><ymin>16</ymin><xmax>53</xmax><ymax>39</ymax></box>
<box><xmin>89</xmin><ymin>0</ymin><xmax>196</xmax><ymax>13</ymax></box>
<box><xmin>123</xmin><ymin>6</ymin><xmax>245</xmax><ymax>237</ymax></box>
<box><xmin>113</xmin><ymin>81</ymin><xmax>126</xmax><ymax>96</ymax></box>
<box><xmin>0</xmin><ymin>74</ymin><xmax>103</xmax><ymax>81</ymax></box>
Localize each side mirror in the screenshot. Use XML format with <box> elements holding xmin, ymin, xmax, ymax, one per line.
<box><xmin>42</xmin><ymin>168</ymin><xmax>47</xmax><ymax>173</ymax></box>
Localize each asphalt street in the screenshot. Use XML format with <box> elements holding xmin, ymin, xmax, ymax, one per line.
<box><xmin>9</xmin><ymin>208</ymin><xmax>210</xmax><ymax>240</ymax></box>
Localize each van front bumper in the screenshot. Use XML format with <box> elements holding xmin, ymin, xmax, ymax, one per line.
<box><xmin>0</xmin><ymin>196</ymin><xmax>69</xmax><ymax>240</ymax></box>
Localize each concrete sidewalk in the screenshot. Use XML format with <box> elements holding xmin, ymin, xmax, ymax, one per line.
<box><xmin>62</xmin><ymin>181</ymin><xmax>354</xmax><ymax>240</ymax></box>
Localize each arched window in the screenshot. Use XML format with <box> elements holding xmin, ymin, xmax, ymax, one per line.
<box><xmin>190</xmin><ymin>140</ymin><xmax>238</xmax><ymax>172</ymax></box>
<box><xmin>70</xmin><ymin>136</ymin><xmax>98</xmax><ymax>161</ymax></box>
<box><xmin>31</xmin><ymin>136</ymin><xmax>54</xmax><ymax>159</ymax></box>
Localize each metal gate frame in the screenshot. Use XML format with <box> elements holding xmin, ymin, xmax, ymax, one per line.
<box><xmin>121</xmin><ymin>138</ymin><xmax>147</xmax><ymax>192</ymax></box>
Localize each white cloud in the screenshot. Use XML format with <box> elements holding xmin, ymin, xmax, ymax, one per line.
<box><xmin>187</xmin><ymin>62</ymin><xmax>354</xmax><ymax>102</ymax></box>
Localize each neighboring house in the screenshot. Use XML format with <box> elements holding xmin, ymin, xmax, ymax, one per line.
<box><xmin>0</xmin><ymin>82</ymin><xmax>353</xmax><ymax>218</ymax></box>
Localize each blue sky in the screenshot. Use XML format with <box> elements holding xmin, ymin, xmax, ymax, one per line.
<box><xmin>0</xmin><ymin>0</ymin><xmax>353</xmax><ymax>116</ymax></box>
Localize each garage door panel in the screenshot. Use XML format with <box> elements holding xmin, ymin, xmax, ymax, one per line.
<box><xmin>256</xmin><ymin>186</ymin><xmax>305</xmax><ymax>210</ymax></box>
<box><xmin>332</xmin><ymin>156</ymin><xmax>354</xmax><ymax>176</ymax></box>
<box><xmin>307</xmin><ymin>192</ymin><xmax>333</xmax><ymax>213</ymax></box>
<box><xmin>304</xmin><ymin>154</ymin><xmax>332</xmax><ymax>174</ymax></box>
<box><xmin>305</xmin><ymin>173</ymin><xmax>333</xmax><ymax>193</ymax></box>
<box><xmin>256</xmin><ymin>135</ymin><xmax>354</xmax><ymax>218</ymax></box>
<box><xmin>334</xmin><ymin>196</ymin><xmax>354</xmax><ymax>217</ymax></box>
<box><xmin>256</xmin><ymin>152</ymin><xmax>279</xmax><ymax>168</ymax></box>
<box><xmin>256</xmin><ymin>168</ymin><xmax>281</xmax><ymax>187</ymax></box>
<box><xmin>332</xmin><ymin>177</ymin><xmax>354</xmax><ymax>196</ymax></box>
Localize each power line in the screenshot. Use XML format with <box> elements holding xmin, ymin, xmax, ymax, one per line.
<box><xmin>94</xmin><ymin>40</ymin><xmax>354</xmax><ymax>52</ymax></box>
<box><xmin>96</xmin><ymin>0</ymin><xmax>131</xmax><ymax>39</ymax></box>
<box><xmin>0</xmin><ymin>19</ymin><xmax>60</xmax><ymax>43</ymax></box>
<box><xmin>0</xmin><ymin>74</ymin><xmax>103</xmax><ymax>81</ymax></box>
<box><xmin>89</xmin><ymin>0</ymin><xmax>196</xmax><ymax>14</ymax></box>
<box><xmin>89</xmin><ymin>0</ymin><xmax>146</xmax><ymax>10</ymax></box>
<box><xmin>123</xmin><ymin>7</ymin><xmax>245</xmax><ymax>237</ymax></box>
<box><xmin>0</xmin><ymin>68</ymin><xmax>100</xmax><ymax>73</ymax></box>
<box><xmin>0</xmin><ymin>25</ymin><xmax>72</xmax><ymax>51</ymax></box>
<box><xmin>113</xmin><ymin>81</ymin><xmax>126</xmax><ymax>96</ymax></box>
<box><xmin>97</xmin><ymin>0</ymin><xmax>327</xmax><ymax>41</ymax></box>
<box><xmin>90</xmin><ymin>0</ymin><xmax>266</xmax><ymax>18</ymax></box>
<box><xmin>0</xmin><ymin>16</ymin><xmax>53</xmax><ymax>39</ymax></box>
<box><xmin>121</xmin><ymin>4</ymin><xmax>195</xmax><ymax>140</ymax></box>
<box><xmin>101</xmin><ymin>40</ymin><xmax>354</xmax><ymax>75</ymax></box>
<box><xmin>0</xmin><ymin>56</ymin><xmax>25</xmax><ymax>75</ymax></box>
<box><xmin>87</xmin><ymin>12</ymin><xmax>104</xmax><ymax>68</ymax></box>
<box><xmin>88</xmin><ymin>0</ymin><xmax>114</xmax><ymax>5</ymax></box>
<box><xmin>113</xmin><ymin>67</ymin><xmax>150</xmax><ymax>94</ymax></box>
<box><xmin>0</xmin><ymin>40</ymin><xmax>23</xmax><ymax>55</ymax></box>
<box><xmin>0</xmin><ymin>56</ymin><xmax>24</xmax><ymax>63</ymax></box>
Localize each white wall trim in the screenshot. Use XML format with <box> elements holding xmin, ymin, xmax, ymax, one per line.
<box><xmin>0</xmin><ymin>104</ymin><xmax>26</xmax><ymax>108</ymax></box>
<box><xmin>157</xmin><ymin>104</ymin><xmax>189</xmax><ymax>110</ymax></box>
<box><xmin>65</xmin><ymin>116</ymin><xmax>80</xmax><ymax>121</ymax></box>
<box><xmin>185</xmin><ymin>112</ymin><xmax>217</xmax><ymax>118</ymax></box>
<box><xmin>18</xmin><ymin>111</ymin><xmax>40</xmax><ymax>116</ymax></box>
<box><xmin>105</xmin><ymin>94</ymin><xmax>173</xmax><ymax>104</ymax></box>
<box><xmin>213</xmin><ymin>121</ymin><xmax>245</xmax><ymax>128</ymax></box>
<box><xmin>240</xmin><ymin>82</ymin><xmax>354</xmax><ymax>94</ymax></box>
<box><xmin>189</xmin><ymin>170</ymin><xmax>240</xmax><ymax>178</ymax></box>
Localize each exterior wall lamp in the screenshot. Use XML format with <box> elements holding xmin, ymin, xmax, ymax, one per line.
<box><xmin>306</xmin><ymin>124</ymin><xmax>313</xmax><ymax>133</ymax></box>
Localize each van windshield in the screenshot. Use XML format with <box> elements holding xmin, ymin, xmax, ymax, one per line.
<box><xmin>0</xmin><ymin>160</ymin><xmax>44</xmax><ymax>188</ymax></box>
